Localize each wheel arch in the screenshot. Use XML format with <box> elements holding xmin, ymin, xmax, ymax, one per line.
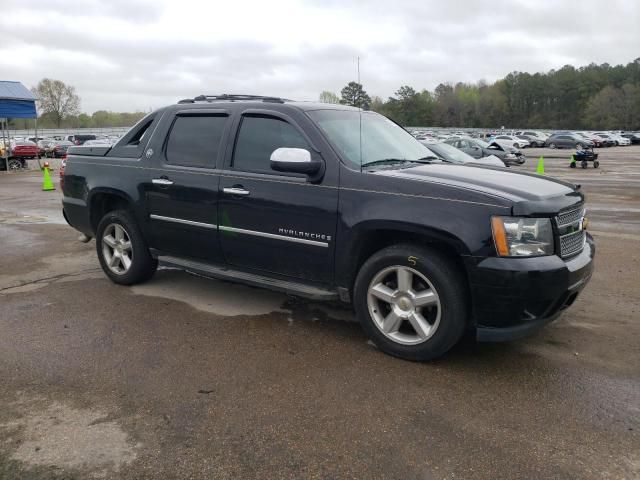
<box><xmin>88</xmin><ymin>188</ymin><xmax>136</xmax><ymax>234</ymax></box>
<box><xmin>340</xmin><ymin>221</ymin><xmax>470</xmax><ymax>294</ymax></box>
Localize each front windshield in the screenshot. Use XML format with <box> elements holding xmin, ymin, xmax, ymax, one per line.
<box><xmin>427</xmin><ymin>142</ymin><xmax>475</xmax><ymax>164</ymax></box>
<box><xmin>307</xmin><ymin>109</ymin><xmax>435</xmax><ymax>168</ymax></box>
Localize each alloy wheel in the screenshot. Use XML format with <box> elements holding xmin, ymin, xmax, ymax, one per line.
<box><xmin>8</xmin><ymin>160</ymin><xmax>22</xmax><ymax>171</ymax></box>
<box><xmin>367</xmin><ymin>266</ymin><xmax>441</xmax><ymax>345</ymax></box>
<box><xmin>102</xmin><ymin>223</ymin><xmax>133</xmax><ymax>275</ymax></box>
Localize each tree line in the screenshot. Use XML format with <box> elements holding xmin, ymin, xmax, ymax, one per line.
<box><xmin>7</xmin><ymin>78</ymin><xmax>147</xmax><ymax>130</ymax></box>
<box><xmin>322</xmin><ymin>58</ymin><xmax>640</xmax><ymax>130</ymax></box>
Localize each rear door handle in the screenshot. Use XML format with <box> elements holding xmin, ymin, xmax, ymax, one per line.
<box><xmin>152</xmin><ymin>178</ymin><xmax>174</xmax><ymax>186</ymax></box>
<box><xmin>223</xmin><ymin>187</ymin><xmax>250</xmax><ymax>196</ymax></box>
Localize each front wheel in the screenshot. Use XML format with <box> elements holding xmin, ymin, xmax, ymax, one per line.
<box><xmin>581</xmin><ymin>160</ymin><xmax>588</xmax><ymax>169</ymax></box>
<box><xmin>96</xmin><ymin>209</ymin><xmax>157</xmax><ymax>285</ymax></box>
<box><xmin>549</xmin><ymin>143</ymin><xmax>557</xmax><ymax>149</ymax></box>
<box><xmin>594</xmin><ymin>160</ymin><xmax>600</xmax><ymax>168</ymax></box>
<box><xmin>8</xmin><ymin>159</ymin><xmax>23</xmax><ymax>171</ymax></box>
<box><xmin>354</xmin><ymin>244</ymin><xmax>468</xmax><ymax>361</ymax></box>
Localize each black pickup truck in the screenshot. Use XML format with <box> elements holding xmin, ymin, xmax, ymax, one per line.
<box><xmin>62</xmin><ymin>94</ymin><xmax>594</xmax><ymax>361</ymax></box>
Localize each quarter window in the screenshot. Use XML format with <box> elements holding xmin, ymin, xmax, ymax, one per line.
<box><xmin>165</xmin><ymin>115</ymin><xmax>227</xmax><ymax>168</ymax></box>
<box><xmin>233</xmin><ymin>116</ymin><xmax>308</xmax><ymax>173</ymax></box>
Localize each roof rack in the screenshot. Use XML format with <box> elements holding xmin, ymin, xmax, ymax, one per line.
<box><xmin>178</xmin><ymin>94</ymin><xmax>287</xmax><ymax>104</ymax></box>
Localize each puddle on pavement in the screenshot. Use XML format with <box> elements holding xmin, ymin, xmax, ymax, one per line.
<box><xmin>0</xmin><ymin>397</ymin><xmax>138</xmax><ymax>477</ymax></box>
<box><xmin>0</xmin><ymin>212</ymin><xmax>49</xmax><ymax>224</ymax></box>
<box><xmin>131</xmin><ymin>269</ymin><xmax>289</xmax><ymax>316</ymax></box>
<box><xmin>131</xmin><ymin>268</ymin><xmax>356</xmax><ymax>323</ymax></box>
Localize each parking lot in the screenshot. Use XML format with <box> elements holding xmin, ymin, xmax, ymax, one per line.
<box><xmin>0</xmin><ymin>147</ymin><xmax>639</xmax><ymax>479</ymax></box>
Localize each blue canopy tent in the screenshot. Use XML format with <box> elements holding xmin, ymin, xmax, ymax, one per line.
<box><xmin>0</xmin><ymin>81</ymin><xmax>38</xmax><ymax>171</ymax></box>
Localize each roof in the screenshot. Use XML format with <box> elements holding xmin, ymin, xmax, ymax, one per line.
<box><xmin>0</xmin><ymin>81</ymin><xmax>37</xmax><ymax>118</ymax></box>
<box><xmin>0</xmin><ymin>81</ymin><xmax>37</xmax><ymax>101</ymax></box>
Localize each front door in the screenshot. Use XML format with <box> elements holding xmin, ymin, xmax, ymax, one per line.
<box><xmin>218</xmin><ymin>112</ymin><xmax>338</xmax><ymax>283</ymax></box>
<box><xmin>145</xmin><ymin>111</ymin><xmax>229</xmax><ymax>263</ymax></box>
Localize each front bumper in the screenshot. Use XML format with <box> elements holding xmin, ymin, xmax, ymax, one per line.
<box><xmin>465</xmin><ymin>234</ymin><xmax>595</xmax><ymax>342</ymax></box>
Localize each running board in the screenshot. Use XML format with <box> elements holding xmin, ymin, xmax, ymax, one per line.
<box><xmin>157</xmin><ymin>255</ymin><xmax>338</xmax><ymax>301</ymax></box>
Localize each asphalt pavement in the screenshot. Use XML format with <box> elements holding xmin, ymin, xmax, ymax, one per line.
<box><xmin>1</xmin><ymin>147</ymin><xmax>639</xmax><ymax>479</ymax></box>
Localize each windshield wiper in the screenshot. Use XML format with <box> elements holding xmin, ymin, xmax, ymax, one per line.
<box><xmin>362</xmin><ymin>157</ymin><xmax>440</xmax><ymax>168</ymax></box>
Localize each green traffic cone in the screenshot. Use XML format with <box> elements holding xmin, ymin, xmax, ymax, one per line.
<box><xmin>42</xmin><ymin>166</ymin><xmax>55</xmax><ymax>191</ymax></box>
<box><xmin>536</xmin><ymin>156</ymin><xmax>545</xmax><ymax>175</ymax></box>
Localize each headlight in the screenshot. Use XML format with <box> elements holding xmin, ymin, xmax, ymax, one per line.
<box><xmin>505</xmin><ymin>153</ymin><xmax>517</xmax><ymax>158</ymax></box>
<box><xmin>491</xmin><ymin>216</ymin><xmax>554</xmax><ymax>256</ymax></box>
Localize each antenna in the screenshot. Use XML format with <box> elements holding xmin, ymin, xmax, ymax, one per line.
<box><xmin>358</xmin><ymin>56</ymin><xmax>363</xmax><ymax>171</ymax></box>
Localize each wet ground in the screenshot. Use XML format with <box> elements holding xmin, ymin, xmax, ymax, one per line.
<box><xmin>1</xmin><ymin>147</ymin><xmax>639</xmax><ymax>479</ymax></box>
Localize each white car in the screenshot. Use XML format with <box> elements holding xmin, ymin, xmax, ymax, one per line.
<box><xmin>607</xmin><ymin>133</ymin><xmax>631</xmax><ymax>146</ymax></box>
<box><xmin>515</xmin><ymin>130</ymin><xmax>549</xmax><ymax>142</ymax></box>
<box><xmin>491</xmin><ymin>135</ymin><xmax>530</xmax><ymax>149</ymax></box>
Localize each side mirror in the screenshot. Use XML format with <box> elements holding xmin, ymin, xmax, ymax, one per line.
<box><xmin>270</xmin><ymin>148</ymin><xmax>322</xmax><ymax>175</ymax></box>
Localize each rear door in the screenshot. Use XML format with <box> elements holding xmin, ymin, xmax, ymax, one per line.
<box><xmin>218</xmin><ymin>110</ymin><xmax>338</xmax><ymax>283</ymax></box>
<box><xmin>144</xmin><ymin>109</ymin><xmax>230</xmax><ymax>263</ymax></box>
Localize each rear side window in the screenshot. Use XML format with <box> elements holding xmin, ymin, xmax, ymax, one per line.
<box><xmin>165</xmin><ymin>115</ymin><xmax>227</xmax><ymax>168</ymax></box>
<box><xmin>232</xmin><ymin>116</ymin><xmax>308</xmax><ymax>173</ymax></box>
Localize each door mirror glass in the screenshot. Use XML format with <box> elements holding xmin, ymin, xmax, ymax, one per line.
<box><xmin>270</xmin><ymin>148</ymin><xmax>321</xmax><ymax>175</ymax></box>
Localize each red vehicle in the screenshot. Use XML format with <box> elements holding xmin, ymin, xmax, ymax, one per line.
<box><xmin>10</xmin><ymin>141</ymin><xmax>38</xmax><ymax>159</ymax></box>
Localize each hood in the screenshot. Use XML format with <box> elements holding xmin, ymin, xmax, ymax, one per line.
<box><xmin>375</xmin><ymin>163</ymin><xmax>583</xmax><ymax>215</ymax></box>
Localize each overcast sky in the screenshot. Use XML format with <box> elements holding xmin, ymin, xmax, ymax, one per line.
<box><xmin>2</xmin><ymin>0</ymin><xmax>638</xmax><ymax>113</ymax></box>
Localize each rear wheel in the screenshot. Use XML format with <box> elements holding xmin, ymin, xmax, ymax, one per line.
<box><xmin>549</xmin><ymin>143</ymin><xmax>557</xmax><ymax>149</ymax></box>
<box><xmin>96</xmin><ymin>209</ymin><xmax>157</xmax><ymax>285</ymax></box>
<box><xmin>354</xmin><ymin>244</ymin><xmax>468</xmax><ymax>361</ymax></box>
<box><xmin>594</xmin><ymin>160</ymin><xmax>600</xmax><ymax>168</ymax></box>
<box><xmin>581</xmin><ymin>160</ymin><xmax>588</xmax><ymax>169</ymax></box>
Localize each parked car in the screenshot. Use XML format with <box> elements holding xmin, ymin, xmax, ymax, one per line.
<box><xmin>445</xmin><ymin>137</ymin><xmax>525</xmax><ymax>166</ymax></box>
<box><xmin>574</xmin><ymin>132</ymin><xmax>604</xmax><ymax>148</ymax></box>
<box><xmin>621</xmin><ymin>132</ymin><xmax>640</xmax><ymax>144</ymax></box>
<box><xmin>605</xmin><ymin>133</ymin><xmax>631</xmax><ymax>146</ymax></box>
<box><xmin>515</xmin><ymin>134</ymin><xmax>545</xmax><ymax>148</ymax></box>
<box><xmin>545</xmin><ymin>134</ymin><xmax>594</xmax><ymax>149</ymax></box>
<box><xmin>83</xmin><ymin>139</ymin><xmax>114</xmax><ymax>146</ymax></box>
<box><xmin>49</xmin><ymin>141</ymin><xmax>74</xmax><ymax>158</ymax></box>
<box><xmin>420</xmin><ymin>140</ymin><xmax>506</xmax><ymax>167</ymax></box>
<box><xmin>490</xmin><ymin>135</ymin><xmax>530</xmax><ymax>149</ymax></box>
<box><xmin>37</xmin><ymin>139</ymin><xmax>56</xmax><ymax>156</ymax></box>
<box><xmin>590</xmin><ymin>133</ymin><xmax>615</xmax><ymax>148</ymax></box>
<box><xmin>67</xmin><ymin>134</ymin><xmax>97</xmax><ymax>145</ymax></box>
<box><xmin>59</xmin><ymin>95</ymin><xmax>596</xmax><ymax>363</ymax></box>
<box><xmin>9</xmin><ymin>141</ymin><xmax>38</xmax><ymax>159</ymax></box>
<box><xmin>515</xmin><ymin>130</ymin><xmax>549</xmax><ymax>142</ymax></box>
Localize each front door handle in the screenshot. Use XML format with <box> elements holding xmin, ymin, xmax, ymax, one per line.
<box><xmin>152</xmin><ymin>177</ymin><xmax>174</xmax><ymax>186</ymax></box>
<box><xmin>223</xmin><ymin>187</ymin><xmax>250</xmax><ymax>196</ymax></box>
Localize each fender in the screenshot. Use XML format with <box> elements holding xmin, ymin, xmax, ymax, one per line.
<box><xmin>336</xmin><ymin>219</ymin><xmax>472</xmax><ymax>290</ymax></box>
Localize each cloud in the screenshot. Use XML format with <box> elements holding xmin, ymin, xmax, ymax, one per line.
<box><xmin>1</xmin><ymin>0</ymin><xmax>638</xmax><ymax>112</ymax></box>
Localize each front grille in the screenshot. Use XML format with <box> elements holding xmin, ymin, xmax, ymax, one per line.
<box><xmin>556</xmin><ymin>204</ymin><xmax>586</xmax><ymax>258</ymax></box>
<box><xmin>559</xmin><ymin>230</ymin><xmax>586</xmax><ymax>258</ymax></box>
<box><xmin>556</xmin><ymin>204</ymin><xmax>584</xmax><ymax>226</ymax></box>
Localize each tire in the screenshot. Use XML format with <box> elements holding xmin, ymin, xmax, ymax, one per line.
<box><xmin>354</xmin><ymin>244</ymin><xmax>468</xmax><ymax>361</ymax></box>
<box><xmin>96</xmin><ymin>209</ymin><xmax>157</xmax><ymax>285</ymax></box>
<box><xmin>514</xmin><ymin>143</ymin><xmax>520</xmax><ymax>149</ymax></box>
<box><xmin>594</xmin><ymin>160</ymin><xmax>600</xmax><ymax>168</ymax></box>
<box><xmin>8</xmin><ymin>159</ymin><xmax>22</xmax><ymax>171</ymax></box>
<box><xmin>549</xmin><ymin>143</ymin><xmax>557</xmax><ymax>149</ymax></box>
<box><xmin>581</xmin><ymin>160</ymin><xmax>588</xmax><ymax>169</ymax></box>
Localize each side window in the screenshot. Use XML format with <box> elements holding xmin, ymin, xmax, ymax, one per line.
<box><xmin>233</xmin><ymin>115</ymin><xmax>308</xmax><ymax>173</ymax></box>
<box><xmin>165</xmin><ymin>115</ymin><xmax>227</xmax><ymax>168</ymax></box>
<box><xmin>458</xmin><ymin>140</ymin><xmax>469</xmax><ymax>148</ymax></box>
